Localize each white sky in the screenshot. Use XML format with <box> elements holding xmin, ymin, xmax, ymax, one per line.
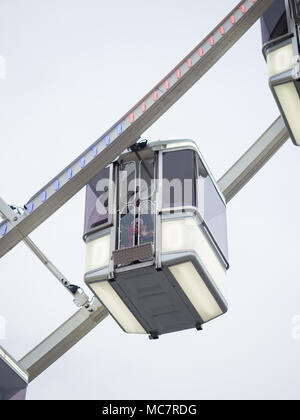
<box><xmin>0</xmin><ymin>0</ymin><xmax>300</xmax><ymax>400</ymax></box>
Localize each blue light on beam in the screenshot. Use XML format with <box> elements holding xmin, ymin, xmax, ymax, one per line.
<box><xmin>41</xmin><ymin>191</ymin><xmax>47</xmax><ymax>202</ymax></box>
<box><xmin>54</xmin><ymin>180</ymin><xmax>60</xmax><ymax>191</ymax></box>
<box><xmin>28</xmin><ymin>203</ymin><xmax>34</xmax><ymax>214</ymax></box>
<box><xmin>1</xmin><ymin>224</ymin><xmax>7</xmax><ymax>236</ymax></box>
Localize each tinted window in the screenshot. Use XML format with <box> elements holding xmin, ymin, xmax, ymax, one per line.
<box><xmin>139</xmin><ymin>159</ymin><xmax>155</xmax><ymax>246</ymax></box>
<box><xmin>84</xmin><ymin>167</ymin><xmax>110</xmax><ymax>235</ymax></box>
<box><xmin>139</xmin><ymin>200</ymin><xmax>155</xmax><ymax>246</ymax></box>
<box><xmin>139</xmin><ymin>158</ymin><xmax>155</xmax><ymax>201</ymax></box>
<box><xmin>162</xmin><ymin>150</ymin><xmax>196</xmax><ymax>208</ymax></box>
<box><xmin>261</xmin><ymin>0</ymin><xmax>287</xmax><ymax>44</ymax></box>
<box><xmin>119</xmin><ymin>162</ymin><xmax>137</xmax><ymax>248</ymax></box>
<box><xmin>118</xmin><ymin>159</ymin><xmax>155</xmax><ymax>249</ymax></box>
<box><xmin>119</xmin><ymin>162</ymin><xmax>137</xmax><ymax>210</ymax></box>
<box><xmin>294</xmin><ymin>0</ymin><xmax>300</xmax><ymax>21</ymax></box>
<box><xmin>197</xmin><ymin>157</ymin><xmax>228</xmax><ymax>262</ymax></box>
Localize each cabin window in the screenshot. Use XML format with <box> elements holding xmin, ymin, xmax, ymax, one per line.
<box><xmin>294</xmin><ymin>0</ymin><xmax>300</xmax><ymax>20</ymax></box>
<box><xmin>118</xmin><ymin>158</ymin><xmax>156</xmax><ymax>249</ymax></box>
<box><xmin>84</xmin><ymin>167</ymin><xmax>110</xmax><ymax>235</ymax></box>
<box><xmin>162</xmin><ymin>149</ymin><xmax>196</xmax><ymax>209</ymax></box>
<box><xmin>138</xmin><ymin>158</ymin><xmax>155</xmax><ymax>246</ymax></box>
<box><xmin>119</xmin><ymin>162</ymin><xmax>137</xmax><ymax>249</ymax></box>
<box><xmin>261</xmin><ymin>0</ymin><xmax>288</xmax><ymax>44</ymax></box>
<box><xmin>197</xmin><ymin>156</ymin><xmax>228</xmax><ymax>261</ymax></box>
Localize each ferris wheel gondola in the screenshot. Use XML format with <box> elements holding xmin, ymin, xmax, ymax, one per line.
<box><xmin>83</xmin><ymin>139</ymin><xmax>229</xmax><ymax>339</ymax></box>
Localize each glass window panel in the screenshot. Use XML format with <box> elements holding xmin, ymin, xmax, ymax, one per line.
<box><xmin>138</xmin><ymin>200</ymin><xmax>155</xmax><ymax>245</ymax></box>
<box><xmin>162</xmin><ymin>150</ymin><xmax>196</xmax><ymax>208</ymax></box>
<box><xmin>118</xmin><ymin>158</ymin><xmax>156</xmax><ymax>251</ymax></box>
<box><xmin>119</xmin><ymin>207</ymin><xmax>135</xmax><ymax>249</ymax></box>
<box><xmin>197</xmin><ymin>156</ymin><xmax>228</xmax><ymax>261</ymax></box>
<box><xmin>84</xmin><ymin>167</ymin><xmax>110</xmax><ymax>235</ymax></box>
<box><xmin>119</xmin><ymin>162</ymin><xmax>137</xmax><ymax>249</ymax></box>
<box><xmin>119</xmin><ymin>161</ymin><xmax>137</xmax><ymax>207</ymax></box>
<box><xmin>261</xmin><ymin>0</ymin><xmax>287</xmax><ymax>44</ymax></box>
<box><xmin>139</xmin><ymin>158</ymin><xmax>155</xmax><ymax>201</ymax></box>
<box><xmin>294</xmin><ymin>0</ymin><xmax>300</xmax><ymax>21</ymax></box>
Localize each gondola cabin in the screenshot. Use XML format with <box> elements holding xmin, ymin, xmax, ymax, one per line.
<box><xmin>261</xmin><ymin>0</ymin><xmax>300</xmax><ymax>146</ymax></box>
<box><xmin>83</xmin><ymin>139</ymin><xmax>229</xmax><ymax>339</ymax></box>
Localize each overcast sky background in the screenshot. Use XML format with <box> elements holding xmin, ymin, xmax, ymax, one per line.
<box><xmin>1</xmin><ymin>0</ymin><xmax>300</xmax><ymax>400</ymax></box>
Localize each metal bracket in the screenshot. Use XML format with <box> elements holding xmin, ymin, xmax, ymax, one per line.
<box><xmin>0</xmin><ymin>198</ymin><xmax>18</xmax><ymax>223</ymax></box>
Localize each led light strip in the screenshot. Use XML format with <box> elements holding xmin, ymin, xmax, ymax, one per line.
<box><xmin>0</xmin><ymin>0</ymin><xmax>275</xmax><ymax>256</ymax></box>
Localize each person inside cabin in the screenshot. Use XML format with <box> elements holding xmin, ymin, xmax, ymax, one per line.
<box><xmin>139</xmin><ymin>214</ymin><xmax>154</xmax><ymax>244</ymax></box>
<box><xmin>121</xmin><ymin>200</ymin><xmax>154</xmax><ymax>248</ymax></box>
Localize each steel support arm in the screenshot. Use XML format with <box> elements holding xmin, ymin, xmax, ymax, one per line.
<box><xmin>23</xmin><ymin>237</ymin><xmax>89</xmax><ymax>307</ymax></box>
<box><xmin>218</xmin><ymin>116</ymin><xmax>289</xmax><ymax>202</ymax></box>
<box><xmin>19</xmin><ymin>302</ymin><xmax>108</xmax><ymax>382</ymax></box>
<box><xmin>0</xmin><ymin>198</ymin><xmax>89</xmax><ymax>305</ymax></box>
